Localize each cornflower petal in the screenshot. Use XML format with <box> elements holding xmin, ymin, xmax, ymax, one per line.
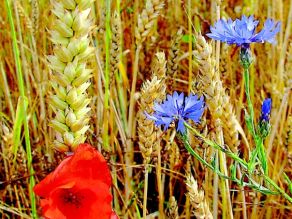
<box><xmin>185</xmin><ymin>108</ymin><xmax>204</xmax><ymax>123</ymax></box>
<box><xmin>207</xmin><ymin>15</ymin><xmax>281</xmax><ymax>48</ymax></box>
<box><xmin>146</xmin><ymin>92</ymin><xmax>205</xmax><ymax>133</ymax></box>
<box><xmin>177</xmin><ymin>119</ymin><xmax>186</xmax><ymax>133</ymax></box>
<box><xmin>184</xmin><ymin>95</ymin><xmax>204</xmax><ymax>113</ymax></box>
<box><xmin>260</xmin><ymin>98</ymin><xmax>272</xmax><ymax>122</ymax></box>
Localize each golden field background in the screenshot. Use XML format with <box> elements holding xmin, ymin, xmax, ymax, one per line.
<box><xmin>0</xmin><ymin>0</ymin><xmax>291</xmax><ymax>218</ymax></box>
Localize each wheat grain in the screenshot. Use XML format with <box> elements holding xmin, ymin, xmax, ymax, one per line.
<box><xmin>15</xmin><ymin>0</ymin><xmax>33</xmax><ymax>34</ymax></box>
<box><xmin>167</xmin><ymin>28</ymin><xmax>182</xmax><ymax>77</ymax></box>
<box><xmin>192</xmin><ymin>34</ymin><xmax>240</xmax><ymax>152</ymax></box>
<box><xmin>186</xmin><ymin>174</ymin><xmax>213</xmax><ymax>219</ymax></box>
<box><xmin>152</xmin><ymin>52</ymin><xmax>166</xmax><ymax>80</ymax></box>
<box><xmin>48</xmin><ymin>0</ymin><xmax>94</xmax><ymax>152</ymax></box>
<box><xmin>286</xmin><ymin>116</ymin><xmax>292</xmax><ymax>165</ymax></box>
<box><xmin>167</xmin><ymin>196</ymin><xmax>179</xmax><ymax>219</ymax></box>
<box><xmin>31</xmin><ymin>0</ymin><xmax>39</xmax><ymax>35</ymax></box>
<box><xmin>110</xmin><ymin>10</ymin><xmax>121</xmax><ymax>85</ymax></box>
<box><xmin>137</xmin><ymin>52</ymin><xmax>166</xmax><ymax>163</ymax></box>
<box><xmin>135</xmin><ymin>0</ymin><xmax>164</xmax><ymax>44</ymax></box>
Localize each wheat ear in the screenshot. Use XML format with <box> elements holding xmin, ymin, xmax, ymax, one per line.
<box><xmin>128</xmin><ymin>0</ymin><xmax>165</xmax><ymax>131</ymax></box>
<box><xmin>186</xmin><ymin>174</ymin><xmax>213</xmax><ymax>219</ymax></box>
<box><xmin>137</xmin><ymin>75</ymin><xmax>165</xmax><ymax>163</ymax></box>
<box><xmin>286</xmin><ymin>116</ymin><xmax>292</xmax><ymax>165</ymax></box>
<box><xmin>48</xmin><ymin>0</ymin><xmax>94</xmax><ymax>152</ymax></box>
<box><xmin>15</xmin><ymin>0</ymin><xmax>33</xmax><ymax>34</ymax></box>
<box><xmin>135</xmin><ymin>0</ymin><xmax>164</xmax><ymax>44</ymax></box>
<box><xmin>192</xmin><ymin>34</ymin><xmax>235</xmax><ymax>217</ymax></box>
<box><xmin>31</xmin><ymin>0</ymin><xmax>39</xmax><ymax>35</ymax></box>
<box><xmin>285</xmin><ymin>42</ymin><xmax>292</xmax><ymax>87</ymax></box>
<box><xmin>193</xmin><ymin>34</ymin><xmax>240</xmax><ymax>153</ymax></box>
<box><xmin>137</xmin><ymin>52</ymin><xmax>166</xmax><ymax>218</ymax></box>
<box><xmin>137</xmin><ymin>52</ymin><xmax>166</xmax><ymax>162</ymax></box>
<box><xmin>167</xmin><ymin>28</ymin><xmax>182</xmax><ymax>77</ymax></box>
<box><xmin>110</xmin><ymin>10</ymin><xmax>121</xmax><ymax>86</ymax></box>
<box><xmin>167</xmin><ymin>196</ymin><xmax>179</xmax><ymax>219</ymax></box>
<box><xmin>126</xmin><ymin>1</ymin><xmax>164</xmax><ymax>206</ymax></box>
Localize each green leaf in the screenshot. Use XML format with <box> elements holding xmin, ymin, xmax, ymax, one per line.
<box><xmin>181</xmin><ymin>34</ymin><xmax>196</xmax><ymax>44</ymax></box>
<box><xmin>244</xmin><ymin>110</ymin><xmax>254</xmax><ymax>134</ymax></box>
<box><xmin>230</xmin><ymin>163</ymin><xmax>237</xmax><ymax>181</ymax></box>
<box><xmin>12</xmin><ymin>96</ymin><xmax>28</xmax><ymax>162</ymax></box>
<box><xmin>126</xmin><ymin>7</ymin><xmax>134</xmax><ymax>13</ymax></box>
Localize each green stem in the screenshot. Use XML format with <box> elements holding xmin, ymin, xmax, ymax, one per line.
<box><xmin>263</xmin><ymin>175</ymin><xmax>292</xmax><ymax>203</ymax></box>
<box><xmin>243</xmin><ymin>65</ymin><xmax>268</xmax><ymax>174</ymax></box>
<box><xmin>243</xmin><ymin>66</ymin><xmax>256</xmax><ymax>138</ymax></box>
<box><xmin>185</xmin><ymin>123</ymin><xmax>248</xmax><ymax>168</ymax></box>
<box><xmin>180</xmin><ymin>132</ymin><xmax>277</xmax><ymax>196</ymax></box>
<box><xmin>180</xmin><ymin>134</ymin><xmax>230</xmax><ymax>180</ymax></box>
<box><xmin>5</xmin><ymin>0</ymin><xmax>36</xmax><ymax>217</ymax></box>
<box><xmin>184</xmin><ymin>123</ymin><xmax>292</xmax><ymax>203</ymax></box>
<box><xmin>103</xmin><ymin>0</ymin><xmax>111</xmax><ymax>151</ymax></box>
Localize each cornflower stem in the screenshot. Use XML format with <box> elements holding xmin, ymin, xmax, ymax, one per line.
<box><xmin>184</xmin><ymin>123</ymin><xmax>292</xmax><ymax>203</ymax></box>
<box><xmin>243</xmin><ymin>64</ymin><xmax>256</xmax><ymax>138</ymax></box>
<box><xmin>184</xmin><ymin>123</ymin><xmax>248</xmax><ymax>167</ymax></box>
<box><xmin>5</xmin><ymin>0</ymin><xmax>36</xmax><ymax>217</ymax></box>
<box><xmin>263</xmin><ymin>174</ymin><xmax>292</xmax><ymax>203</ymax></box>
<box><xmin>284</xmin><ymin>173</ymin><xmax>292</xmax><ymax>196</ymax></box>
<box><xmin>243</xmin><ymin>63</ymin><xmax>268</xmax><ymax>174</ymax></box>
<box><xmin>180</xmin><ymin>133</ymin><xmax>229</xmax><ymax>180</ymax></box>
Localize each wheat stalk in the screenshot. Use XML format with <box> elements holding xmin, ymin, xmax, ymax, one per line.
<box><xmin>137</xmin><ymin>52</ymin><xmax>166</xmax><ymax>218</ymax></box>
<box><xmin>126</xmin><ymin>1</ymin><xmax>164</xmax><ymax>206</ymax></box>
<box><xmin>48</xmin><ymin>0</ymin><xmax>94</xmax><ymax>152</ymax></box>
<box><xmin>286</xmin><ymin>116</ymin><xmax>292</xmax><ymax>165</ymax></box>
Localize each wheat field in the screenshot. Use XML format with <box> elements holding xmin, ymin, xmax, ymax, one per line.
<box><xmin>0</xmin><ymin>0</ymin><xmax>292</xmax><ymax>218</ymax></box>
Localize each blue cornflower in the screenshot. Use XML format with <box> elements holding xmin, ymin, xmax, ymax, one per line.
<box><xmin>258</xmin><ymin>98</ymin><xmax>272</xmax><ymax>138</ymax></box>
<box><xmin>260</xmin><ymin>98</ymin><xmax>272</xmax><ymax>123</ymax></box>
<box><xmin>146</xmin><ymin>92</ymin><xmax>205</xmax><ymax>134</ymax></box>
<box><xmin>206</xmin><ymin>15</ymin><xmax>281</xmax><ymax>48</ymax></box>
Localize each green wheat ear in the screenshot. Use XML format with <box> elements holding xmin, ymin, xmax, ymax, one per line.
<box><xmin>48</xmin><ymin>0</ymin><xmax>94</xmax><ymax>152</ymax></box>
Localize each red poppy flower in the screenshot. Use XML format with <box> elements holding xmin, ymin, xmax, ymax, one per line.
<box><xmin>34</xmin><ymin>144</ymin><xmax>117</xmax><ymax>219</ymax></box>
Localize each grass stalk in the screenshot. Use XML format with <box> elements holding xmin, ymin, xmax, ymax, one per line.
<box><xmin>0</xmin><ymin>61</ymin><xmax>15</xmax><ymax>119</ymax></box>
<box><xmin>157</xmin><ymin>137</ymin><xmax>164</xmax><ymax>218</ymax></box>
<box><xmin>143</xmin><ymin>165</ymin><xmax>149</xmax><ymax>218</ymax></box>
<box><xmin>4</xmin><ymin>0</ymin><xmax>36</xmax><ymax>217</ymax></box>
<box><xmin>187</xmin><ymin>0</ymin><xmax>192</xmax><ymax>94</ymax></box>
<box><xmin>103</xmin><ymin>0</ymin><xmax>111</xmax><ymax>151</ymax></box>
<box><xmin>125</xmin><ymin>44</ymin><xmax>141</xmax><ymax>205</ymax></box>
